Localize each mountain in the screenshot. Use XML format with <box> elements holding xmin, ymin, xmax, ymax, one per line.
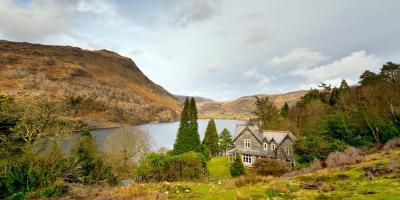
<box><xmin>0</xmin><ymin>40</ymin><xmax>180</xmax><ymax>128</ymax></box>
<box><xmin>174</xmin><ymin>95</ymin><xmax>215</xmax><ymax>103</ymax></box>
<box><xmin>197</xmin><ymin>91</ymin><xmax>308</xmax><ymax>120</ymax></box>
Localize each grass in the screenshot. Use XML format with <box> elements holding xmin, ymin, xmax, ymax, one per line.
<box><xmin>57</xmin><ymin>150</ymin><xmax>400</xmax><ymax>200</ymax></box>
<box><xmin>207</xmin><ymin>156</ymin><xmax>231</xmax><ymax>180</ymax></box>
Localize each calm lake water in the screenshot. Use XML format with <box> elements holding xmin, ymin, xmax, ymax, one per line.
<box><xmin>62</xmin><ymin>119</ymin><xmax>244</xmax><ymax>153</ymax></box>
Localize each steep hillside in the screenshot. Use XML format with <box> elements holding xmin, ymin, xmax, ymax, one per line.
<box><xmin>0</xmin><ymin>40</ymin><xmax>180</xmax><ymax>128</ymax></box>
<box><xmin>197</xmin><ymin>91</ymin><xmax>308</xmax><ymax>120</ymax></box>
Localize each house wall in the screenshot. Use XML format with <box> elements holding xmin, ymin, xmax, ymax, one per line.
<box><xmin>235</xmin><ymin>129</ymin><xmax>262</xmax><ymax>166</ymax></box>
<box><xmin>233</xmin><ymin>128</ymin><xmax>295</xmax><ymax>167</ymax></box>
<box><xmin>235</xmin><ymin>129</ymin><xmax>262</xmax><ymax>152</ymax></box>
<box><xmin>276</xmin><ymin>137</ymin><xmax>294</xmax><ymax>160</ymax></box>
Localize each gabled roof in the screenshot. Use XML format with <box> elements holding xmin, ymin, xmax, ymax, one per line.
<box><xmin>233</xmin><ymin>124</ymin><xmax>295</xmax><ymax>146</ymax></box>
<box><xmin>233</xmin><ymin>124</ymin><xmax>262</xmax><ymax>143</ymax></box>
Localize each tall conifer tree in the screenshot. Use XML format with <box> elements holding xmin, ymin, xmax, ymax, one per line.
<box><xmin>202</xmin><ymin>119</ymin><xmax>219</xmax><ymax>157</ymax></box>
<box><xmin>173</xmin><ymin>97</ymin><xmax>201</xmax><ymax>154</ymax></box>
<box><xmin>188</xmin><ymin>97</ymin><xmax>201</xmax><ymax>152</ymax></box>
<box><xmin>280</xmin><ymin>102</ymin><xmax>289</xmax><ymax>117</ymax></box>
<box><xmin>173</xmin><ymin>97</ymin><xmax>190</xmax><ymax>154</ymax></box>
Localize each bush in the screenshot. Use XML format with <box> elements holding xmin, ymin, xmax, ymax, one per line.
<box><xmin>135</xmin><ymin>152</ymin><xmax>206</xmax><ymax>182</ymax></box>
<box><xmin>390</xmin><ymin>156</ymin><xmax>400</xmax><ymax>170</ymax></box>
<box><xmin>230</xmin><ymin>155</ymin><xmax>245</xmax><ymax>177</ymax></box>
<box><xmin>253</xmin><ymin>158</ymin><xmax>287</xmax><ymax>176</ymax></box>
<box><xmin>384</xmin><ymin>138</ymin><xmax>400</xmax><ymax>151</ymax></box>
<box><xmin>233</xmin><ymin>175</ymin><xmax>272</xmax><ymax>187</ymax></box>
<box><xmin>0</xmin><ymin>155</ymin><xmax>83</xmax><ymax>199</ymax></box>
<box><xmin>325</xmin><ymin>147</ymin><xmax>361</xmax><ymax>168</ymax></box>
<box><xmin>283</xmin><ymin>159</ymin><xmax>323</xmax><ymax>178</ymax></box>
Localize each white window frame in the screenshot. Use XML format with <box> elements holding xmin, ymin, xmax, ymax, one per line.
<box><xmin>244</xmin><ymin>139</ymin><xmax>251</xmax><ymax>149</ymax></box>
<box><xmin>263</xmin><ymin>143</ymin><xmax>268</xmax><ymax>150</ymax></box>
<box><xmin>271</xmin><ymin>144</ymin><xmax>276</xmax><ymax>151</ymax></box>
<box><xmin>242</xmin><ymin>154</ymin><xmax>252</xmax><ymax>164</ymax></box>
<box><xmin>285</xmin><ymin>146</ymin><xmax>293</xmax><ymax>155</ymax></box>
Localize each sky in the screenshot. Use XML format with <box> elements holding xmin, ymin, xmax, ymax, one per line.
<box><xmin>0</xmin><ymin>0</ymin><xmax>399</xmax><ymax>100</ymax></box>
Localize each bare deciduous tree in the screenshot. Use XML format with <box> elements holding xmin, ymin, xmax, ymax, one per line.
<box><xmin>105</xmin><ymin>127</ymin><xmax>152</xmax><ymax>180</ymax></box>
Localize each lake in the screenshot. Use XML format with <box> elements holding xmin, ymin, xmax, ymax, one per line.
<box><xmin>62</xmin><ymin>119</ymin><xmax>244</xmax><ymax>153</ymax></box>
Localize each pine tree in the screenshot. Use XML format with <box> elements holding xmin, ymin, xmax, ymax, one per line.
<box><xmin>218</xmin><ymin>128</ymin><xmax>234</xmax><ymax>155</ymax></box>
<box><xmin>188</xmin><ymin>97</ymin><xmax>201</xmax><ymax>152</ymax></box>
<box><xmin>329</xmin><ymin>87</ymin><xmax>340</xmax><ymax>106</ymax></box>
<box><xmin>173</xmin><ymin>97</ymin><xmax>201</xmax><ymax>154</ymax></box>
<box><xmin>70</xmin><ymin>129</ymin><xmax>99</xmax><ymax>184</ymax></box>
<box><xmin>202</xmin><ymin>119</ymin><xmax>219</xmax><ymax>157</ymax></box>
<box><xmin>173</xmin><ymin>97</ymin><xmax>190</xmax><ymax>154</ymax></box>
<box><xmin>339</xmin><ymin>79</ymin><xmax>349</xmax><ymax>90</ymax></box>
<box><xmin>280</xmin><ymin>102</ymin><xmax>289</xmax><ymax>117</ymax></box>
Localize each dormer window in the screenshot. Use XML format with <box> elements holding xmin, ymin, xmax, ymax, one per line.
<box><xmin>244</xmin><ymin>139</ymin><xmax>251</xmax><ymax>148</ymax></box>
<box><xmin>271</xmin><ymin>144</ymin><xmax>276</xmax><ymax>150</ymax></box>
<box><xmin>263</xmin><ymin>143</ymin><xmax>268</xmax><ymax>150</ymax></box>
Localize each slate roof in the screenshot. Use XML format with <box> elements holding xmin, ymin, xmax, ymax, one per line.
<box><xmin>234</xmin><ymin>124</ymin><xmax>295</xmax><ymax>145</ymax></box>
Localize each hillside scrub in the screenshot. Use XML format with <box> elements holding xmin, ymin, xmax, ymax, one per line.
<box><xmin>64</xmin><ymin>150</ymin><xmax>400</xmax><ymax>199</ymax></box>
<box><xmin>253</xmin><ymin>158</ymin><xmax>288</xmax><ymax>176</ymax></box>
<box><xmin>325</xmin><ymin>147</ymin><xmax>361</xmax><ymax>168</ymax></box>
<box><xmin>290</xmin><ymin>62</ymin><xmax>400</xmax><ymax>165</ymax></box>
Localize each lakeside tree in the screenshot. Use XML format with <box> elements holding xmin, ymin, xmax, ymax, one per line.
<box><xmin>70</xmin><ymin>129</ymin><xmax>112</xmax><ymax>184</ymax></box>
<box><xmin>189</xmin><ymin>97</ymin><xmax>201</xmax><ymax>152</ymax></box>
<box><xmin>218</xmin><ymin>128</ymin><xmax>234</xmax><ymax>155</ymax></box>
<box><xmin>253</xmin><ymin>96</ymin><xmax>290</xmax><ymax>130</ymax></box>
<box><xmin>202</xmin><ymin>119</ymin><xmax>219</xmax><ymax>157</ymax></box>
<box><xmin>173</xmin><ymin>97</ymin><xmax>201</xmax><ymax>155</ymax></box>
<box><xmin>105</xmin><ymin>127</ymin><xmax>152</xmax><ymax>181</ymax></box>
<box><xmin>253</xmin><ymin>96</ymin><xmax>279</xmax><ymax>129</ymax></box>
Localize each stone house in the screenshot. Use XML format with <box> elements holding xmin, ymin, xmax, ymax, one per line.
<box><xmin>227</xmin><ymin>123</ymin><xmax>295</xmax><ymax>167</ymax></box>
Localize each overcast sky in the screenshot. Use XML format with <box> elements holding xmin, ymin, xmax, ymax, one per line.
<box><xmin>1</xmin><ymin>0</ymin><xmax>399</xmax><ymax>100</ymax></box>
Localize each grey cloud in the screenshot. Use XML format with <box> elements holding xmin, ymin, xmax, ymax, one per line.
<box><xmin>172</xmin><ymin>0</ymin><xmax>220</xmax><ymax>28</ymax></box>
<box><xmin>0</xmin><ymin>0</ymin><xmax>74</xmax><ymax>41</ymax></box>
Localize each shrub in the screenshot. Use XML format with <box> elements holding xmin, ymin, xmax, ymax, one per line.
<box><xmin>0</xmin><ymin>155</ymin><xmax>83</xmax><ymax>199</ymax></box>
<box><xmin>253</xmin><ymin>158</ymin><xmax>287</xmax><ymax>176</ymax></box>
<box><xmin>135</xmin><ymin>152</ymin><xmax>206</xmax><ymax>182</ymax></box>
<box><xmin>325</xmin><ymin>147</ymin><xmax>360</xmax><ymax>168</ymax></box>
<box><xmin>383</xmin><ymin>138</ymin><xmax>400</xmax><ymax>151</ymax></box>
<box><xmin>230</xmin><ymin>155</ymin><xmax>245</xmax><ymax>177</ymax></box>
<box><xmin>390</xmin><ymin>156</ymin><xmax>400</xmax><ymax>170</ymax></box>
<box><xmin>284</xmin><ymin>159</ymin><xmax>322</xmax><ymax>178</ymax></box>
<box><xmin>234</xmin><ymin>175</ymin><xmax>272</xmax><ymax>187</ymax></box>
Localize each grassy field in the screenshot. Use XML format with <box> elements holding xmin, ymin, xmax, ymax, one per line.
<box><xmin>207</xmin><ymin>156</ymin><xmax>231</xmax><ymax>180</ymax></box>
<box><xmin>61</xmin><ymin>150</ymin><xmax>400</xmax><ymax>200</ymax></box>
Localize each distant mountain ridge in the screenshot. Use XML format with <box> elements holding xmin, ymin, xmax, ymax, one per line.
<box><xmin>196</xmin><ymin>91</ymin><xmax>308</xmax><ymax>120</ymax></box>
<box><xmin>0</xmin><ymin>40</ymin><xmax>180</xmax><ymax>128</ymax></box>
<box><xmin>174</xmin><ymin>95</ymin><xmax>215</xmax><ymax>103</ymax></box>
